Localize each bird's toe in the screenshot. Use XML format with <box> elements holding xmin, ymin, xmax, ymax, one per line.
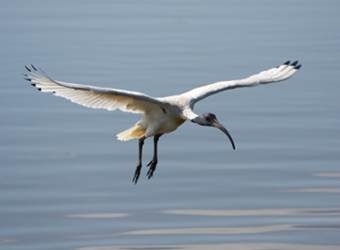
<box><xmin>133</xmin><ymin>164</ymin><xmax>142</xmax><ymax>184</ymax></box>
<box><xmin>146</xmin><ymin>159</ymin><xmax>157</xmax><ymax>179</ymax></box>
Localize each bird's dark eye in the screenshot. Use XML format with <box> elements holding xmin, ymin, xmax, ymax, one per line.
<box><xmin>204</xmin><ymin>113</ymin><xmax>215</xmax><ymax>122</ymax></box>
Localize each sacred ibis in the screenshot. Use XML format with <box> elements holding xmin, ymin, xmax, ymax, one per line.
<box><xmin>24</xmin><ymin>61</ymin><xmax>301</xmax><ymax>183</ymax></box>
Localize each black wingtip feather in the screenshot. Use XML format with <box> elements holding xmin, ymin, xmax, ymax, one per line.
<box><xmin>291</xmin><ymin>61</ymin><xmax>298</xmax><ymax>67</ymax></box>
<box><xmin>25</xmin><ymin>78</ymin><xmax>32</xmax><ymax>81</ymax></box>
<box><xmin>31</xmin><ymin>84</ymin><xmax>36</xmax><ymax>87</ymax></box>
<box><xmin>295</xmin><ymin>64</ymin><xmax>302</xmax><ymax>70</ymax></box>
<box><xmin>25</xmin><ymin>65</ymin><xmax>31</xmax><ymax>72</ymax></box>
<box><xmin>284</xmin><ymin>60</ymin><xmax>290</xmax><ymax>65</ymax></box>
<box><xmin>37</xmin><ymin>88</ymin><xmax>42</xmax><ymax>91</ymax></box>
<box><xmin>31</xmin><ymin>64</ymin><xmax>37</xmax><ymax>71</ymax></box>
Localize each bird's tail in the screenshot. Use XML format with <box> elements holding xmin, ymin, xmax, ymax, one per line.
<box><xmin>117</xmin><ymin>124</ymin><xmax>145</xmax><ymax>141</ymax></box>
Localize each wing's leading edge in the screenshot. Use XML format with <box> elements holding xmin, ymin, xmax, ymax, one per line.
<box><xmin>182</xmin><ymin>61</ymin><xmax>301</xmax><ymax>105</ymax></box>
<box><xmin>25</xmin><ymin>65</ymin><xmax>163</xmax><ymax>114</ymax></box>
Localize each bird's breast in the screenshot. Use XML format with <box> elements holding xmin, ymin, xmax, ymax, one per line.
<box><xmin>144</xmin><ymin>105</ymin><xmax>186</xmax><ymax>135</ymax></box>
<box><xmin>159</xmin><ymin>115</ymin><xmax>186</xmax><ymax>134</ymax></box>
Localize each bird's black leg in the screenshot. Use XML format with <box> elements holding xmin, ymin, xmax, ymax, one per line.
<box><xmin>147</xmin><ymin>133</ymin><xmax>163</xmax><ymax>179</ymax></box>
<box><xmin>133</xmin><ymin>136</ymin><xmax>146</xmax><ymax>184</ymax></box>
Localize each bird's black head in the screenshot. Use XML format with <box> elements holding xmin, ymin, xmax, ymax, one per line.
<box><xmin>191</xmin><ymin>112</ymin><xmax>236</xmax><ymax>150</ymax></box>
<box><xmin>191</xmin><ymin>113</ymin><xmax>218</xmax><ymax>127</ymax></box>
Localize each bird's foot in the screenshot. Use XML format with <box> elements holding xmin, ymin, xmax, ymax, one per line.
<box><xmin>146</xmin><ymin>159</ymin><xmax>157</xmax><ymax>179</ymax></box>
<box><xmin>133</xmin><ymin>164</ymin><xmax>142</xmax><ymax>184</ymax></box>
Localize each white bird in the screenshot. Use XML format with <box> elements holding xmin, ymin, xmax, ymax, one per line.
<box><xmin>24</xmin><ymin>61</ymin><xmax>301</xmax><ymax>183</ymax></box>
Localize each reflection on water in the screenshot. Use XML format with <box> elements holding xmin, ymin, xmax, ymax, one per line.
<box><xmin>68</xmin><ymin>207</ymin><xmax>340</xmax><ymax>248</ymax></box>
<box><xmin>76</xmin><ymin>242</ymin><xmax>340</xmax><ymax>250</ymax></box>
<box><xmin>282</xmin><ymin>172</ymin><xmax>340</xmax><ymax>193</ymax></box>
<box><xmin>282</xmin><ymin>188</ymin><xmax>340</xmax><ymax>193</ymax></box>
<box><xmin>72</xmin><ymin>224</ymin><xmax>297</xmax><ymax>238</ymax></box>
<box><xmin>120</xmin><ymin>224</ymin><xmax>340</xmax><ymax>235</ymax></box>
<box><xmin>314</xmin><ymin>173</ymin><xmax>340</xmax><ymax>178</ymax></box>
<box><xmin>0</xmin><ymin>239</ymin><xmax>18</xmax><ymax>244</ymax></box>
<box><xmin>162</xmin><ymin>207</ymin><xmax>340</xmax><ymax>216</ymax></box>
<box><xmin>67</xmin><ymin>213</ymin><xmax>129</xmax><ymax>218</ymax></box>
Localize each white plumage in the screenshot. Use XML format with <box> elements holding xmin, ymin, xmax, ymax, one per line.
<box><xmin>25</xmin><ymin>61</ymin><xmax>301</xmax><ymax>183</ymax></box>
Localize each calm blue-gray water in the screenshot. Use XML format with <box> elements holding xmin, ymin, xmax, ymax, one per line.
<box><xmin>1</xmin><ymin>1</ymin><xmax>340</xmax><ymax>249</ymax></box>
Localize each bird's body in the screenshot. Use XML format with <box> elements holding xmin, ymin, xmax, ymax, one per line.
<box><xmin>117</xmin><ymin>95</ymin><xmax>188</xmax><ymax>141</ymax></box>
<box><xmin>25</xmin><ymin>61</ymin><xmax>301</xmax><ymax>183</ymax></box>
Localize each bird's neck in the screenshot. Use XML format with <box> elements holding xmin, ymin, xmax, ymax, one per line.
<box><xmin>182</xmin><ymin>109</ymin><xmax>199</xmax><ymax>121</ymax></box>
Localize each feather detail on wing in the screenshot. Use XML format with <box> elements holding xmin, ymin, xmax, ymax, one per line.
<box><xmin>25</xmin><ymin>65</ymin><xmax>163</xmax><ymax>114</ymax></box>
<box><xmin>181</xmin><ymin>61</ymin><xmax>301</xmax><ymax>105</ymax></box>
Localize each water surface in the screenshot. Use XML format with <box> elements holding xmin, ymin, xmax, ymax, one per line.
<box><xmin>1</xmin><ymin>1</ymin><xmax>340</xmax><ymax>249</ymax></box>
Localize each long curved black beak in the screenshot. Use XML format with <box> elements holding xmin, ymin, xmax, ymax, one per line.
<box><xmin>213</xmin><ymin>121</ymin><xmax>236</xmax><ymax>150</ymax></box>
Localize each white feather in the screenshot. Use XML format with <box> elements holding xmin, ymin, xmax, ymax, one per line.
<box><xmin>181</xmin><ymin>61</ymin><xmax>300</xmax><ymax>107</ymax></box>
<box><xmin>27</xmin><ymin>68</ymin><xmax>163</xmax><ymax>115</ymax></box>
<box><xmin>26</xmin><ymin>61</ymin><xmax>301</xmax><ymax>137</ymax></box>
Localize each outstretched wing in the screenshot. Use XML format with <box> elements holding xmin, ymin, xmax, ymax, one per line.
<box><xmin>182</xmin><ymin>61</ymin><xmax>301</xmax><ymax>105</ymax></box>
<box><xmin>24</xmin><ymin>65</ymin><xmax>163</xmax><ymax>114</ymax></box>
